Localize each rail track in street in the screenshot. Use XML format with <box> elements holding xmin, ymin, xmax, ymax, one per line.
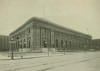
<box><xmin>5</xmin><ymin>52</ymin><xmax>100</xmax><ymax>71</ymax></box>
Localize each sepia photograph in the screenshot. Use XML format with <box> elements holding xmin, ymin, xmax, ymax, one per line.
<box><xmin>0</xmin><ymin>0</ymin><xmax>100</xmax><ymax>71</ymax></box>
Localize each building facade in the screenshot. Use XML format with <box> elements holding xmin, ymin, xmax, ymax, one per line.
<box><xmin>9</xmin><ymin>17</ymin><xmax>92</xmax><ymax>52</ymax></box>
<box><xmin>0</xmin><ymin>35</ymin><xmax>9</xmax><ymax>51</ymax></box>
<box><xmin>90</xmin><ymin>39</ymin><xmax>100</xmax><ymax>50</ymax></box>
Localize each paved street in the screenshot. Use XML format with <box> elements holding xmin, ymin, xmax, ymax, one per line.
<box><xmin>0</xmin><ymin>51</ymin><xmax>100</xmax><ymax>71</ymax></box>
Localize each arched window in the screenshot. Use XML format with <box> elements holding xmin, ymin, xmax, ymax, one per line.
<box><xmin>28</xmin><ymin>39</ymin><xmax>31</xmax><ymax>48</ymax></box>
<box><xmin>70</xmin><ymin>41</ymin><xmax>71</xmax><ymax>48</ymax></box>
<box><xmin>56</xmin><ymin>39</ymin><xmax>58</xmax><ymax>48</ymax></box>
<box><xmin>66</xmin><ymin>40</ymin><xmax>67</xmax><ymax>48</ymax></box>
<box><xmin>61</xmin><ymin>40</ymin><xmax>63</xmax><ymax>48</ymax></box>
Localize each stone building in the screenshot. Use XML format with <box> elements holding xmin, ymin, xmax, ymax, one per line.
<box><xmin>90</xmin><ymin>39</ymin><xmax>100</xmax><ymax>50</ymax></box>
<box><xmin>0</xmin><ymin>35</ymin><xmax>9</xmax><ymax>51</ymax></box>
<box><xmin>9</xmin><ymin>17</ymin><xmax>92</xmax><ymax>52</ymax></box>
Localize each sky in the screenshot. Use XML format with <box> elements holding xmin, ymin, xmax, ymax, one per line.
<box><xmin>0</xmin><ymin>0</ymin><xmax>100</xmax><ymax>39</ymax></box>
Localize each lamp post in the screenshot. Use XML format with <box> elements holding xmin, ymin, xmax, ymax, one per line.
<box><xmin>44</xmin><ymin>41</ymin><xmax>49</xmax><ymax>56</ymax></box>
<box><xmin>10</xmin><ymin>37</ymin><xmax>14</xmax><ymax>60</ymax></box>
<box><xmin>64</xmin><ymin>41</ymin><xmax>66</xmax><ymax>55</ymax></box>
<box><xmin>19</xmin><ymin>41</ymin><xmax>23</xmax><ymax>59</ymax></box>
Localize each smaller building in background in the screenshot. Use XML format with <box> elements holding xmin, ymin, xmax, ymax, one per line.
<box><xmin>0</xmin><ymin>35</ymin><xmax>9</xmax><ymax>51</ymax></box>
<box><xmin>90</xmin><ymin>39</ymin><xmax>100</xmax><ymax>50</ymax></box>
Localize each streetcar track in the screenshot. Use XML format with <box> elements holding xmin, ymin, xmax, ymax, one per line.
<box><xmin>37</xmin><ymin>56</ymin><xmax>100</xmax><ymax>71</ymax></box>
<box><xmin>5</xmin><ymin>55</ymin><xmax>100</xmax><ymax>71</ymax></box>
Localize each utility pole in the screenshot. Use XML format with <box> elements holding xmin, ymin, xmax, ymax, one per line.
<box><xmin>86</xmin><ymin>28</ymin><xmax>90</xmax><ymax>50</ymax></box>
<box><xmin>48</xmin><ymin>45</ymin><xmax>49</xmax><ymax>56</ymax></box>
<box><xmin>43</xmin><ymin>0</ymin><xmax>47</xmax><ymax>18</ymax></box>
<box><xmin>87</xmin><ymin>28</ymin><xmax>90</xmax><ymax>48</ymax></box>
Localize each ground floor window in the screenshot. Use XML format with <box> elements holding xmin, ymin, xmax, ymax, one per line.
<box><xmin>61</xmin><ymin>40</ymin><xmax>63</xmax><ymax>48</ymax></box>
<box><xmin>56</xmin><ymin>39</ymin><xmax>58</xmax><ymax>48</ymax></box>
<box><xmin>66</xmin><ymin>41</ymin><xmax>67</xmax><ymax>48</ymax></box>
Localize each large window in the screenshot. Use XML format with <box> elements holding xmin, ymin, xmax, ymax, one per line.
<box><xmin>24</xmin><ymin>44</ymin><xmax>26</xmax><ymax>48</ymax></box>
<box><xmin>61</xmin><ymin>40</ymin><xmax>63</xmax><ymax>48</ymax></box>
<box><xmin>70</xmin><ymin>41</ymin><xmax>71</xmax><ymax>48</ymax></box>
<box><xmin>66</xmin><ymin>41</ymin><xmax>67</xmax><ymax>48</ymax></box>
<box><xmin>56</xmin><ymin>39</ymin><xmax>58</xmax><ymax>48</ymax></box>
<box><xmin>28</xmin><ymin>40</ymin><xmax>31</xmax><ymax>48</ymax></box>
<box><xmin>28</xmin><ymin>28</ymin><xmax>30</xmax><ymax>33</ymax></box>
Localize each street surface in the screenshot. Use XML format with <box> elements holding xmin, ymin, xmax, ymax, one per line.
<box><xmin>0</xmin><ymin>51</ymin><xmax>100</xmax><ymax>71</ymax></box>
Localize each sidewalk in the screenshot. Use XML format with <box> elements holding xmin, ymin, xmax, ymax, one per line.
<box><xmin>0</xmin><ymin>51</ymin><xmax>67</xmax><ymax>60</ymax></box>
<box><xmin>0</xmin><ymin>51</ymin><xmax>10</xmax><ymax>60</ymax></box>
<box><xmin>0</xmin><ymin>51</ymin><xmax>98</xmax><ymax>60</ymax></box>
